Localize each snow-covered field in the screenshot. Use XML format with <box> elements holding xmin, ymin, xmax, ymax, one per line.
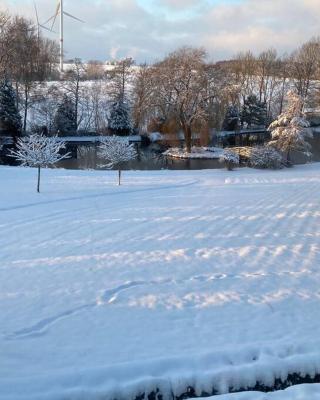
<box><xmin>1</xmin><ymin>164</ymin><xmax>320</xmax><ymax>400</ymax></box>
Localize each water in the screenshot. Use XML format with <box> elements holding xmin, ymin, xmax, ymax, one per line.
<box><xmin>56</xmin><ymin>143</ymin><xmax>224</xmax><ymax>170</ymax></box>
<box><xmin>2</xmin><ymin>136</ymin><xmax>320</xmax><ymax>171</ymax></box>
<box><xmin>56</xmin><ymin>136</ymin><xmax>320</xmax><ymax>171</ymax></box>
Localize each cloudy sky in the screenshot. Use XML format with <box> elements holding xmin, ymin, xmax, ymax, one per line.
<box><xmin>2</xmin><ymin>0</ymin><xmax>320</xmax><ymax>63</ymax></box>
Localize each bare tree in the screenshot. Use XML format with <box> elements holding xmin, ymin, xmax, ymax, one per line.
<box><xmin>0</xmin><ymin>11</ymin><xmax>11</xmax><ymax>76</ymax></box>
<box><xmin>85</xmin><ymin>60</ymin><xmax>105</xmax><ymax>80</ymax></box>
<box><xmin>63</xmin><ymin>58</ymin><xmax>85</xmax><ymax>130</ymax></box>
<box><xmin>132</xmin><ymin>63</ymin><xmax>154</xmax><ymax>133</ymax></box>
<box><xmin>230</xmin><ymin>51</ymin><xmax>256</xmax><ymax>104</ymax></box>
<box><xmin>290</xmin><ymin>38</ymin><xmax>320</xmax><ymax>101</ymax></box>
<box><xmin>150</xmin><ymin>47</ymin><xmax>212</xmax><ymax>152</ymax></box>
<box><xmin>107</xmin><ymin>57</ymin><xmax>134</xmax><ymax>101</ymax></box>
<box><xmin>4</xmin><ymin>16</ymin><xmax>59</xmax><ymax>131</ymax></box>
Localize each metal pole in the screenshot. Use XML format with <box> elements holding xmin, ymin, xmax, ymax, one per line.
<box><xmin>60</xmin><ymin>0</ymin><xmax>64</xmax><ymax>73</ymax></box>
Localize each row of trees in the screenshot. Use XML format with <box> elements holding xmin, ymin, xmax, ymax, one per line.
<box><xmin>131</xmin><ymin>42</ymin><xmax>320</xmax><ymax>151</ymax></box>
<box><xmin>0</xmin><ymin>11</ymin><xmax>59</xmax><ymax>132</ymax></box>
<box><xmin>1</xmin><ymin>10</ymin><xmax>320</xmax><ymax>153</ymax></box>
<box><xmin>10</xmin><ymin>134</ymin><xmax>136</xmax><ymax>192</ymax></box>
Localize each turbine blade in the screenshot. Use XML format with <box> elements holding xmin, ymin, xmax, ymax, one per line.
<box><xmin>42</xmin><ymin>15</ymin><xmax>55</xmax><ymax>26</ymax></box>
<box><xmin>39</xmin><ymin>24</ymin><xmax>56</xmax><ymax>33</ymax></box>
<box><xmin>34</xmin><ymin>2</ymin><xmax>39</xmax><ymax>25</ymax></box>
<box><xmin>50</xmin><ymin>2</ymin><xmax>60</xmax><ymax>31</ymax></box>
<box><xmin>63</xmin><ymin>11</ymin><xmax>85</xmax><ymax>23</ymax></box>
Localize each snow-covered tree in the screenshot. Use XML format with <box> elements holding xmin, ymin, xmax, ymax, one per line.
<box><xmin>0</xmin><ymin>78</ymin><xmax>22</xmax><ymax>138</ymax></box>
<box><xmin>249</xmin><ymin>146</ymin><xmax>283</xmax><ymax>169</ymax></box>
<box><xmin>53</xmin><ymin>95</ymin><xmax>77</xmax><ymax>136</ymax></box>
<box><xmin>99</xmin><ymin>136</ymin><xmax>137</xmax><ymax>185</ymax></box>
<box><xmin>268</xmin><ymin>91</ymin><xmax>313</xmax><ymax>164</ymax></box>
<box><xmin>241</xmin><ymin>95</ymin><xmax>267</xmax><ymax>128</ymax></box>
<box><xmin>222</xmin><ymin>105</ymin><xmax>240</xmax><ymax>131</ymax></box>
<box><xmin>10</xmin><ymin>134</ymin><xmax>69</xmax><ymax>192</ymax></box>
<box><xmin>108</xmin><ymin>101</ymin><xmax>133</xmax><ymax>136</ymax></box>
<box><xmin>219</xmin><ymin>150</ymin><xmax>240</xmax><ymax>170</ymax></box>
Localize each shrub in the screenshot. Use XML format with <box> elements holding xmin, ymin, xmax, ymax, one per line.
<box><xmin>219</xmin><ymin>150</ymin><xmax>240</xmax><ymax>171</ymax></box>
<box><xmin>249</xmin><ymin>146</ymin><xmax>283</xmax><ymax>169</ymax></box>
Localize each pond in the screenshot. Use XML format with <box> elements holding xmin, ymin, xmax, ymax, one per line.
<box><xmin>56</xmin><ymin>136</ymin><xmax>320</xmax><ymax>170</ymax></box>
<box><xmin>2</xmin><ymin>135</ymin><xmax>320</xmax><ymax>171</ymax></box>
<box><xmin>56</xmin><ymin>143</ymin><xmax>225</xmax><ymax>170</ymax></box>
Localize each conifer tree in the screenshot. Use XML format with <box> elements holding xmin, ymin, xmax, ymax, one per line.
<box><xmin>108</xmin><ymin>101</ymin><xmax>133</xmax><ymax>136</ymax></box>
<box><xmin>241</xmin><ymin>95</ymin><xmax>267</xmax><ymax>128</ymax></box>
<box><xmin>268</xmin><ymin>91</ymin><xmax>313</xmax><ymax>164</ymax></box>
<box><xmin>0</xmin><ymin>78</ymin><xmax>22</xmax><ymax>138</ymax></box>
<box><xmin>53</xmin><ymin>95</ymin><xmax>77</xmax><ymax>136</ymax></box>
<box><xmin>222</xmin><ymin>105</ymin><xmax>240</xmax><ymax>131</ymax></box>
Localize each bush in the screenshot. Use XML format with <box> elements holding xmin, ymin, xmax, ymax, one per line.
<box><xmin>249</xmin><ymin>146</ymin><xmax>283</xmax><ymax>169</ymax></box>
<box><xmin>219</xmin><ymin>150</ymin><xmax>240</xmax><ymax>171</ymax></box>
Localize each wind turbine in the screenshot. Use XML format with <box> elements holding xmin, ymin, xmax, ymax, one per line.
<box><xmin>43</xmin><ymin>0</ymin><xmax>84</xmax><ymax>73</ymax></box>
<box><xmin>34</xmin><ymin>2</ymin><xmax>55</xmax><ymax>41</ymax></box>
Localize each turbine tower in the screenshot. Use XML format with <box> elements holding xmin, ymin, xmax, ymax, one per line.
<box><xmin>42</xmin><ymin>0</ymin><xmax>84</xmax><ymax>73</ymax></box>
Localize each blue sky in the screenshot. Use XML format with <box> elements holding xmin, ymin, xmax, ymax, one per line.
<box><xmin>2</xmin><ymin>0</ymin><xmax>320</xmax><ymax>63</ymax></box>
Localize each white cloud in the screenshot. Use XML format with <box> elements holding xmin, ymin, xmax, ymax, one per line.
<box><xmin>1</xmin><ymin>0</ymin><xmax>320</xmax><ymax>62</ymax></box>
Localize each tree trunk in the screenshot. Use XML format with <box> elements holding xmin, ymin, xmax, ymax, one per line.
<box><xmin>15</xmin><ymin>81</ymin><xmax>19</xmax><ymax>110</ymax></box>
<box><xmin>37</xmin><ymin>166</ymin><xmax>41</xmax><ymax>193</ymax></box>
<box><xmin>286</xmin><ymin>150</ymin><xmax>292</xmax><ymax>167</ymax></box>
<box><xmin>23</xmin><ymin>84</ymin><xmax>29</xmax><ymax>132</ymax></box>
<box><xmin>75</xmin><ymin>80</ymin><xmax>79</xmax><ymax>130</ymax></box>
<box><xmin>118</xmin><ymin>169</ymin><xmax>121</xmax><ymax>185</ymax></box>
<box><xmin>184</xmin><ymin>124</ymin><xmax>192</xmax><ymax>153</ymax></box>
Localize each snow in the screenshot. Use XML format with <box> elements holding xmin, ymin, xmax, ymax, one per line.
<box><xmin>164</xmin><ymin>146</ymin><xmax>224</xmax><ymax>159</ymax></box>
<box><xmin>204</xmin><ymin>383</ymin><xmax>320</xmax><ymax>399</ymax></box>
<box><xmin>1</xmin><ymin>164</ymin><xmax>320</xmax><ymax>399</ymax></box>
<box><xmin>149</xmin><ymin>131</ymin><xmax>163</xmax><ymax>142</ymax></box>
<box><xmin>54</xmin><ymin>135</ymin><xmax>142</xmax><ymax>142</ymax></box>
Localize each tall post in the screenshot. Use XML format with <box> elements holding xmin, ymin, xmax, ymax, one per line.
<box><xmin>60</xmin><ymin>0</ymin><xmax>64</xmax><ymax>74</ymax></box>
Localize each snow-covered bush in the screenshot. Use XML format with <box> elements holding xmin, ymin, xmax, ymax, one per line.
<box><xmin>249</xmin><ymin>146</ymin><xmax>283</xmax><ymax>169</ymax></box>
<box><xmin>99</xmin><ymin>136</ymin><xmax>137</xmax><ymax>185</ymax></box>
<box><xmin>10</xmin><ymin>134</ymin><xmax>69</xmax><ymax>192</ymax></box>
<box><xmin>268</xmin><ymin>91</ymin><xmax>313</xmax><ymax>164</ymax></box>
<box><xmin>219</xmin><ymin>150</ymin><xmax>240</xmax><ymax>170</ymax></box>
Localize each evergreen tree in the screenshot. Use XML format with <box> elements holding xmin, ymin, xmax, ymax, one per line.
<box><xmin>108</xmin><ymin>101</ymin><xmax>133</xmax><ymax>136</ymax></box>
<box><xmin>0</xmin><ymin>78</ymin><xmax>22</xmax><ymax>137</ymax></box>
<box><xmin>53</xmin><ymin>95</ymin><xmax>77</xmax><ymax>136</ymax></box>
<box><xmin>222</xmin><ymin>105</ymin><xmax>240</xmax><ymax>131</ymax></box>
<box><xmin>268</xmin><ymin>91</ymin><xmax>313</xmax><ymax>164</ymax></box>
<box><xmin>241</xmin><ymin>95</ymin><xmax>267</xmax><ymax>128</ymax></box>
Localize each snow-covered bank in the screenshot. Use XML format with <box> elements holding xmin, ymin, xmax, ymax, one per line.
<box><xmin>1</xmin><ymin>164</ymin><xmax>320</xmax><ymax>399</ymax></box>
<box><xmin>164</xmin><ymin>146</ymin><xmax>224</xmax><ymax>159</ymax></box>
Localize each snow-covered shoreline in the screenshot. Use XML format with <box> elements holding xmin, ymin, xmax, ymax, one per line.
<box><xmin>163</xmin><ymin>146</ymin><xmax>224</xmax><ymax>159</ymax></box>
<box><xmin>1</xmin><ymin>164</ymin><xmax>320</xmax><ymax>399</ymax></box>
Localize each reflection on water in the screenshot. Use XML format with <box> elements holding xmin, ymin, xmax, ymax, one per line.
<box><xmin>56</xmin><ymin>136</ymin><xmax>320</xmax><ymax>171</ymax></box>
<box><xmin>57</xmin><ymin>144</ymin><xmax>224</xmax><ymax>171</ymax></box>
<box><xmin>2</xmin><ymin>135</ymin><xmax>320</xmax><ymax>171</ymax></box>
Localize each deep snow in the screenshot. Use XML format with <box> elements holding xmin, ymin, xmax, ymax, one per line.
<box><xmin>1</xmin><ymin>164</ymin><xmax>320</xmax><ymax>399</ymax></box>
